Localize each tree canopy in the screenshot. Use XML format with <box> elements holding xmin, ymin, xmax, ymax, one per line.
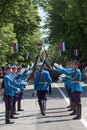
<box><xmin>0</xmin><ymin>0</ymin><xmax>41</xmax><ymax>66</ymax></box>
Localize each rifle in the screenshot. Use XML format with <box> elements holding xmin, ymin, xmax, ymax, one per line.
<box><xmin>45</xmin><ymin>62</ymin><xmax>59</xmax><ymax>79</ymax></box>
<box><xmin>42</xmin><ymin>45</ymin><xmax>59</xmax><ymax>81</ymax></box>
<box><xmin>27</xmin><ymin>52</ymin><xmax>40</xmax><ymax>82</ymax></box>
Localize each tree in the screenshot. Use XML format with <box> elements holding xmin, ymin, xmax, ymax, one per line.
<box><xmin>0</xmin><ymin>0</ymin><xmax>41</xmax><ymax>66</ymax></box>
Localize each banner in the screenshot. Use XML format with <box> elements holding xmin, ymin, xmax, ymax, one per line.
<box><xmin>12</xmin><ymin>43</ymin><xmax>18</xmax><ymax>53</ymax></box>
<box><xmin>73</xmin><ymin>49</ymin><xmax>78</xmax><ymax>56</ymax></box>
<box><xmin>24</xmin><ymin>51</ymin><xmax>29</xmax><ymax>60</ymax></box>
<box><xmin>61</xmin><ymin>42</ymin><xmax>65</xmax><ymax>51</ymax></box>
<box><xmin>58</xmin><ymin>42</ymin><xmax>65</xmax><ymax>51</ymax></box>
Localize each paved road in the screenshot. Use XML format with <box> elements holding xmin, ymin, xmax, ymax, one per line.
<box><xmin>0</xmin><ymin>82</ymin><xmax>87</xmax><ymax>130</ymax></box>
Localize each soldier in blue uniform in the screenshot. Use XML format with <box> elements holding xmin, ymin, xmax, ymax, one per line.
<box><xmin>16</xmin><ymin>66</ymin><xmax>28</xmax><ymax>111</ymax></box>
<box><xmin>34</xmin><ymin>62</ymin><xmax>52</xmax><ymax>116</ymax></box>
<box><xmin>43</xmin><ymin>64</ymin><xmax>52</xmax><ymax>95</ymax></box>
<box><xmin>54</xmin><ymin>60</ymin><xmax>82</xmax><ymax>120</ymax></box>
<box><xmin>55</xmin><ymin>62</ymin><xmax>73</xmax><ymax>110</ymax></box>
<box><xmin>3</xmin><ymin>64</ymin><xmax>20</xmax><ymax>124</ymax></box>
<box><xmin>11</xmin><ymin>65</ymin><xmax>20</xmax><ymax>117</ymax></box>
<box><xmin>62</xmin><ymin>61</ymin><xmax>73</xmax><ymax>109</ymax></box>
<box><xmin>11</xmin><ymin>65</ymin><xmax>25</xmax><ymax>117</ymax></box>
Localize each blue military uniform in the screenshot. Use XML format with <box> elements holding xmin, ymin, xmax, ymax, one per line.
<box><xmin>55</xmin><ymin>60</ymin><xmax>82</xmax><ymax>119</ymax></box>
<box><xmin>34</xmin><ymin>62</ymin><xmax>52</xmax><ymax>116</ymax></box>
<box><xmin>62</xmin><ymin>75</ymin><xmax>73</xmax><ymax>108</ymax></box>
<box><xmin>3</xmin><ymin>64</ymin><xmax>18</xmax><ymax>124</ymax></box>
<box><xmin>16</xmin><ymin>66</ymin><xmax>28</xmax><ymax>111</ymax></box>
<box><xmin>61</xmin><ymin>67</ymin><xmax>82</xmax><ymax>93</ymax></box>
<box><xmin>11</xmin><ymin>65</ymin><xmax>23</xmax><ymax>117</ymax></box>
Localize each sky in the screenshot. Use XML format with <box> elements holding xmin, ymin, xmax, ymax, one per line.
<box><xmin>38</xmin><ymin>7</ymin><xmax>46</xmax><ymax>26</ymax></box>
<box><xmin>38</xmin><ymin>7</ymin><xmax>50</xmax><ymax>49</ymax></box>
<box><xmin>38</xmin><ymin>7</ymin><xmax>49</xmax><ymax>38</ymax></box>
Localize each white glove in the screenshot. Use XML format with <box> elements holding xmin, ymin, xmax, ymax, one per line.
<box><xmin>27</xmin><ymin>65</ymin><xmax>30</xmax><ymax>69</ymax></box>
<box><xmin>27</xmin><ymin>70</ymin><xmax>32</xmax><ymax>75</ymax></box>
<box><xmin>53</xmin><ymin>66</ymin><xmax>56</xmax><ymax>70</ymax></box>
<box><xmin>58</xmin><ymin>76</ymin><xmax>63</xmax><ymax>81</ymax></box>
<box><xmin>54</xmin><ymin>63</ymin><xmax>62</xmax><ymax>69</ymax></box>
<box><xmin>17</xmin><ymin>88</ymin><xmax>20</xmax><ymax>92</ymax></box>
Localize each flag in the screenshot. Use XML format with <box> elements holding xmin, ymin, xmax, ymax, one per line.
<box><xmin>61</xmin><ymin>42</ymin><xmax>65</xmax><ymax>51</ymax></box>
<box><xmin>25</xmin><ymin>52</ymin><xmax>29</xmax><ymax>60</ymax></box>
<box><xmin>12</xmin><ymin>43</ymin><xmax>18</xmax><ymax>53</ymax></box>
<box><xmin>58</xmin><ymin>42</ymin><xmax>65</xmax><ymax>51</ymax></box>
<box><xmin>73</xmin><ymin>49</ymin><xmax>78</xmax><ymax>56</ymax></box>
<box><xmin>58</xmin><ymin>42</ymin><xmax>61</xmax><ymax>50</ymax></box>
<box><xmin>24</xmin><ymin>51</ymin><xmax>29</xmax><ymax>60</ymax></box>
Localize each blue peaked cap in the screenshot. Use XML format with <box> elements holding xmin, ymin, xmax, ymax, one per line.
<box><xmin>17</xmin><ymin>66</ymin><xmax>22</xmax><ymax>69</ymax></box>
<box><xmin>70</xmin><ymin>60</ymin><xmax>81</xmax><ymax>66</ymax></box>
<box><xmin>12</xmin><ymin>65</ymin><xmax>17</xmax><ymax>69</ymax></box>
<box><xmin>4</xmin><ymin>64</ymin><xmax>11</xmax><ymax>70</ymax></box>
<box><xmin>73</xmin><ymin>60</ymin><xmax>81</xmax><ymax>66</ymax></box>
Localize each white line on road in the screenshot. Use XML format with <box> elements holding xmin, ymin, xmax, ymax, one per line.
<box><xmin>54</xmin><ymin>83</ymin><xmax>87</xmax><ymax>129</ymax></box>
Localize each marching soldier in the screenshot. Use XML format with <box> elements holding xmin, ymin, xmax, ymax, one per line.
<box><xmin>34</xmin><ymin>62</ymin><xmax>52</xmax><ymax>116</ymax></box>
<box><xmin>43</xmin><ymin>64</ymin><xmax>52</xmax><ymax>95</ymax></box>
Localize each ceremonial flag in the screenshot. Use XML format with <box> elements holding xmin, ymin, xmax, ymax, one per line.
<box><xmin>24</xmin><ymin>51</ymin><xmax>29</xmax><ymax>60</ymax></box>
<box><xmin>61</xmin><ymin>42</ymin><xmax>65</xmax><ymax>51</ymax></box>
<box><xmin>12</xmin><ymin>43</ymin><xmax>18</xmax><ymax>53</ymax></box>
<box><xmin>58</xmin><ymin>42</ymin><xmax>61</xmax><ymax>50</ymax></box>
<box><xmin>73</xmin><ymin>49</ymin><xmax>78</xmax><ymax>56</ymax></box>
<box><xmin>25</xmin><ymin>52</ymin><xmax>29</xmax><ymax>60</ymax></box>
<box><xmin>58</xmin><ymin>42</ymin><xmax>65</xmax><ymax>51</ymax></box>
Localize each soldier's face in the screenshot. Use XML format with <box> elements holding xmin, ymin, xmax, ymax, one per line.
<box><xmin>72</xmin><ymin>63</ymin><xmax>79</xmax><ymax>68</ymax></box>
<box><xmin>6</xmin><ymin>68</ymin><xmax>12</xmax><ymax>73</ymax></box>
<box><xmin>38</xmin><ymin>65</ymin><xmax>42</xmax><ymax>70</ymax></box>
<box><xmin>12</xmin><ymin>68</ymin><xmax>17</xmax><ymax>73</ymax></box>
<box><xmin>17</xmin><ymin>68</ymin><xmax>21</xmax><ymax>72</ymax></box>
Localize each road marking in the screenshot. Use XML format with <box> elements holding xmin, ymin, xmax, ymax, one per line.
<box><xmin>54</xmin><ymin>83</ymin><xmax>87</xmax><ymax>129</ymax></box>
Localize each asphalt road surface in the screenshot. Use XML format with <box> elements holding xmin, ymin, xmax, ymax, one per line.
<box><xmin>0</xmin><ymin>82</ymin><xmax>87</xmax><ymax>130</ymax></box>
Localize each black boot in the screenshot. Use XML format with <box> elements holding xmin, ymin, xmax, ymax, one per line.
<box><xmin>38</xmin><ymin>100</ymin><xmax>43</xmax><ymax>114</ymax></box>
<box><xmin>70</xmin><ymin>104</ymin><xmax>77</xmax><ymax>115</ymax></box>
<box><xmin>49</xmin><ymin>85</ymin><xmax>52</xmax><ymax>95</ymax></box>
<box><xmin>10</xmin><ymin>108</ymin><xmax>18</xmax><ymax>119</ymax></box>
<box><xmin>17</xmin><ymin>100</ymin><xmax>24</xmax><ymax>111</ymax></box>
<box><xmin>73</xmin><ymin>105</ymin><xmax>81</xmax><ymax>120</ymax></box>
<box><xmin>42</xmin><ymin>100</ymin><xmax>46</xmax><ymax>116</ymax></box>
<box><xmin>69</xmin><ymin>111</ymin><xmax>76</xmax><ymax>115</ymax></box>
<box><xmin>5</xmin><ymin>111</ymin><xmax>14</xmax><ymax>124</ymax></box>
<box><xmin>38</xmin><ymin>100</ymin><xmax>46</xmax><ymax>116</ymax></box>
